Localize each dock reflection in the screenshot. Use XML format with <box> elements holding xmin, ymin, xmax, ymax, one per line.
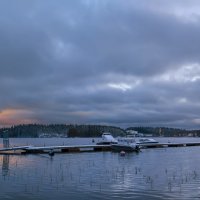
<box><xmin>2</xmin><ymin>155</ymin><xmax>9</xmax><ymax>176</ymax></box>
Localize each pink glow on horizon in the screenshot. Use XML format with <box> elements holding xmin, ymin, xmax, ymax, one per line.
<box><xmin>0</xmin><ymin>109</ymin><xmax>38</xmax><ymax>127</ymax></box>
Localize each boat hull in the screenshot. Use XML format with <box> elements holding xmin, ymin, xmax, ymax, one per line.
<box><xmin>96</xmin><ymin>142</ymin><xmax>118</xmax><ymax>145</ymax></box>
<box><xmin>111</xmin><ymin>144</ymin><xmax>140</xmax><ymax>152</ymax></box>
<box><xmin>136</xmin><ymin>141</ymin><xmax>158</xmax><ymax>145</ymax></box>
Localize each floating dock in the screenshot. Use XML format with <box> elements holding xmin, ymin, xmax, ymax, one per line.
<box><xmin>0</xmin><ymin>144</ymin><xmax>111</xmax><ymax>155</ymax></box>
<box><xmin>1</xmin><ymin>141</ymin><xmax>200</xmax><ymax>155</ymax></box>
<box><xmin>139</xmin><ymin>142</ymin><xmax>200</xmax><ymax>148</ymax></box>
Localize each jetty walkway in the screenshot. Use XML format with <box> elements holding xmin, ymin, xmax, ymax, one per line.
<box><xmin>1</xmin><ymin>142</ymin><xmax>200</xmax><ymax>155</ymax></box>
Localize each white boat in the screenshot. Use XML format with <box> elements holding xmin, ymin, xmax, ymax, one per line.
<box><xmin>136</xmin><ymin>138</ymin><xmax>158</xmax><ymax>144</ymax></box>
<box><xmin>117</xmin><ymin>136</ymin><xmax>136</xmax><ymax>143</ymax></box>
<box><xmin>118</xmin><ymin>135</ymin><xmax>158</xmax><ymax>145</ymax></box>
<box><xmin>96</xmin><ymin>132</ymin><xmax>118</xmax><ymax>145</ymax></box>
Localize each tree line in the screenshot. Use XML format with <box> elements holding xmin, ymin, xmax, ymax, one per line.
<box><xmin>0</xmin><ymin>124</ymin><xmax>125</xmax><ymax>138</ymax></box>
<box><xmin>0</xmin><ymin>124</ymin><xmax>199</xmax><ymax>138</ymax></box>
<box><xmin>127</xmin><ymin>127</ymin><xmax>200</xmax><ymax>137</ymax></box>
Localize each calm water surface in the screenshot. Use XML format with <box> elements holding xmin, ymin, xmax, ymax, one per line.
<box><xmin>0</xmin><ymin>138</ymin><xmax>200</xmax><ymax>200</ymax></box>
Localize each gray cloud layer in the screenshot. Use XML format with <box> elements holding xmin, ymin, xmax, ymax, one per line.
<box><xmin>1</xmin><ymin>0</ymin><xmax>200</xmax><ymax>128</ymax></box>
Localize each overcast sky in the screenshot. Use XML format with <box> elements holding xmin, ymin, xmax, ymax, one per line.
<box><xmin>1</xmin><ymin>0</ymin><xmax>200</xmax><ymax>129</ymax></box>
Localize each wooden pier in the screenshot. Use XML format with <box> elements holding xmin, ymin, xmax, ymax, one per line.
<box><xmin>1</xmin><ymin>142</ymin><xmax>200</xmax><ymax>155</ymax></box>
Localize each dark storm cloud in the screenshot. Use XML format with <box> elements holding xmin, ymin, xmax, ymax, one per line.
<box><xmin>1</xmin><ymin>0</ymin><xmax>200</xmax><ymax>128</ymax></box>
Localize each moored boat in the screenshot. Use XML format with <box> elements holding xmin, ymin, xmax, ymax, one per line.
<box><xmin>96</xmin><ymin>132</ymin><xmax>118</xmax><ymax>145</ymax></box>
<box><xmin>117</xmin><ymin>135</ymin><xmax>158</xmax><ymax>145</ymax></box>
<box><xmin>136</xmin><ymin>138</ymin><xmax>158</xmax><ymax>144</ymax></box>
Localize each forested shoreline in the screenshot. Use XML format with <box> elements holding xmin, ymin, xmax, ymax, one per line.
<box><xmin>0</xmin><ymin>124</ymin><xmax>200</xmax><ymax>138</ymax></box>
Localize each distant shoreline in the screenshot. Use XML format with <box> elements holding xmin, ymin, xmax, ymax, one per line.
<box><xmin>0</xmin><ymin>124</ymin><xmax>199</xmax><ymax>138</ymax></box>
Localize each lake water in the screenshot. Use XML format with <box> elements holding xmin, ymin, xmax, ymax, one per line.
<box><xmin>0</xmin><ymin>137</ymin><xmax>200</xmax><ymax>200</ymax></box>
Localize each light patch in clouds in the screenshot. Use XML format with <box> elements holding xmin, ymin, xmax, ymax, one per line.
<box><xmin>171</xmin><ymin>4</ymin><xmax>200</xmax><ymax>23</ymax></box>
<box><xmin>193</xmin><ymin>118</ymin><xmax>200</xmax><ymax>125</ymax></box>
<box><xmin>173</xmin><ymin>8</ymin><xmax>200</xmax><ymax>23</ymax></box>
<box><xmin>177</xmin><ymin>98</ymin><xmax>188</xmax><ymax>104</ymax></box>
<box><xmin>108</xmin><ymin>83</ymin><xmax>132</xmax><ymax>92</ymax></box>
<box><xmin>146</xmin><ymin>1</ymin><xmax>200</xmax><ymax>23</ymax></box>
<box><xmin>52</xmin><ymin>38</ymin><xmax>75</xmax><ymax>60</ymax></box>
<box><xmin>157</xmin><ymin>63</ymin><xmax>200</xmax><ymax>83</ymax></box>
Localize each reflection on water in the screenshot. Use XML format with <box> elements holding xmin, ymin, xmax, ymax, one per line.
<box><xmin>0</xmin><ymin>138</ymin><xmax>200</xmax><ymax>199</ymax></box>
<box><xmin>2</xmin><ymin>155</ymin><xmax>9</xmax><ymax>177</ymax></box>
